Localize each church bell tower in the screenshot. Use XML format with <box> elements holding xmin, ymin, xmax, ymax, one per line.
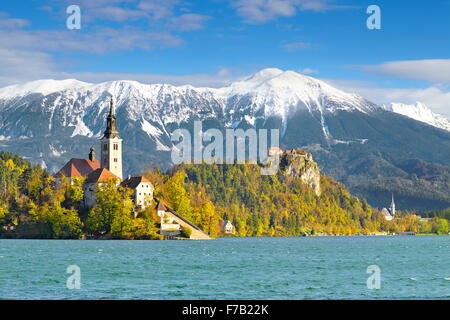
<box><xmin>100</xmin><ymin>97</ymin><xmax>123</xmax><ymax>179</ymax></box>
<box><xmin>390</xmin><ymin>193</ymin><xmax>396</xmax><ymax>217</ymax></box>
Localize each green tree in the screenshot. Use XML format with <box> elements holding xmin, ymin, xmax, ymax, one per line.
<box><xmin>86</xmin><ymin>180</ymin><xmax>134</xmax><ymax>238</ymax></box>
<box><xmin>431</xmin><ymin>218</ymin><xmax>449</xmax><ymax>235</ymax></box>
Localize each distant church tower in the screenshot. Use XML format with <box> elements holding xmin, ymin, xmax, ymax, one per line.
<box><xmin>389</xmin><ymin>193</ymin><xmax>396</xmax><ymax>217</ymax></box>
<box><xmin>100</xmin><ymin>97</ymin><xmax>123</xmax><ymax>179</ymax></box>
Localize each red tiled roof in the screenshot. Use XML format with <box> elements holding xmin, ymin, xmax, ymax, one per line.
<box><xmin>85</xmin><ymin>168</ymin><xmax>120</xmax><ymax>184</ymax></box>
<box><xmin>120</xmin><ymin>176</ymin><xmax>150</xmax><ymax>189</ymax></box>
<box><xmin>55</xmin><ymin>158</ymin><xmax>100</xmax><ymax>179</ymax></box>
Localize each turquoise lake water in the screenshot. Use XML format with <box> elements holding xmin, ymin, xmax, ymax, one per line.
<box><xmin>1</xmin><ymin>236</ymin><xmax>449</xmax><ymax>299</ymax></box>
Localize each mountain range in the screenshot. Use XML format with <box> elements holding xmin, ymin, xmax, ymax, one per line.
<box><xmin>1</xmin><ymin>68</ymin><xmax>450</xmax><ymax>212</ymax></box>
<box><xmin>382</xmin><ymin>102</ymin><xmax>450</xmax><ymax>132</ymax></box>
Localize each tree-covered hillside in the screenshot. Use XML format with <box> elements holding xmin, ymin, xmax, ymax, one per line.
<box><xmin>162</xmin><ymin>163</ymin><xmax>447</xmax><ymax>236</ymax></box>
<box><xmin>1</xmin><ymin>151</ymin><xmax>448</xmax><ymax>238</ymax></box>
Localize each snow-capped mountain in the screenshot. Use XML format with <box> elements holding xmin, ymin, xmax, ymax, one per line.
<box><xmin>0</xmin><ymin>68</ymin><xmax>378</xmax><ymax>140</ymax></box>
<box><xmin>382</xmin><ymin>102</ymin><xmax>450</xmax><ymax>132</ymax></box>
<box><xmin>1</xmin><ymin>68</ymin><xmax>450</xmax><ymax>211</ymax></box>
<box><xmin>0</xmin><ymin>68</ymin><xmax>379</xmax><ymax>150</ymax></box>
<box><xmin>0</xmin><ymin>79</ymin><xmax>90</xmax><ymax>99</ymax></box>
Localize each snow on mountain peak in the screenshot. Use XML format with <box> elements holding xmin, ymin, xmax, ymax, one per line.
<box><xmin>244</xmin><ymin>68</ymin><xmax>284</xmax><ymax>82</ymax></box>
<box><xmin>0</xmin><ymin>69</ymin><xmax>382</xmax><ymax>141</ymax></box>
<box><xmin>216</xmin><ymin>68</ymin><xmax>376</xmax><ymax>116</ymax></box>
<box><xmin>0</xmin><ymin>79</ymin><xmax>91</xmax><ymax>99</ymax></box>
<box><xmin>382</xmin><ymin>102</ymin><xmax>450</xmax><ymax>132</ymax></box>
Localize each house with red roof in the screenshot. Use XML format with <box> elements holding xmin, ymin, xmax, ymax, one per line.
<box><xmin>54</xmin><ymin>147</ymin><xmax>100</xmax><ymax>185</ymax></box>
<box><xmin>83</xmin><ymin>168</ymin><xmax>122</xmax><ymax>208</ymax></box>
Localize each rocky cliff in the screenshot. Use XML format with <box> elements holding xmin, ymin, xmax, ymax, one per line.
<box><xmin>278</xmin><ymin>150</ymin><xmax>321</xmax><ymax>196</ymax></box>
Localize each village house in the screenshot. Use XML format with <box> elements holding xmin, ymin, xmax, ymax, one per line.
<box><xmin>120</xmin><ymin>175</ymin><xmax>154</xmax><ymax>210</ymax></box>
<box><xmin>223</xmin><ymin>220</ymin><xmax>235</xmax><ymax>234</ymax></box>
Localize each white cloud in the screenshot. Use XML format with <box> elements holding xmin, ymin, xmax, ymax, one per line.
<box><xmin>0</xmin><ymin>18</ymin><xmax>30</xmax><ymax>29</ymax></box>
<box><xmin>299</xmin><ymin>68</ymin><xmax>317</xmax><ymax>74</ymax></box>
<box><xmin>0</xmin><ymin>7</ymin><xmax>210</xmax><ymax>87</ymax></box>
<box><xmin>138</xmin><ymin>0</ymin><xmax>179</xmax><ymax>19</ymax></box>
<box><xmin>88</xmin><ymin>6</ymin><xmax>147</xmax><ymax>22</ymax></box>
<box><xmin>0</xmin><ymin>12</ymin><xmax>31</xmax><ymax>29</ymax></box>
<box><xmin>0</xmin><ymin>48</ymin><xmax>58</xmax><ymax>86</ymax></box>
<box><xmin>0</xmin><ymin>28</ymin><xmax>183</xmax><ymax>54</ymax></box>
<box><xmin>169</xmin><ymin>13</ymin><xmax>211</xmax><ymax>31</ymax></box>
<box><xmin>361</xmin><ymin>59</ymin><xmax>450</xmax><ymax>84</ymax></box>
<box><xmin>231</xmin><ymin>0</ymin><xmax>344</xmax><ymax>24</ymax></box>
<box><xmin>281</xmin><ymin>41</ymin><xmax>310</xmax><ymax>51</ymax></box>
<box><xmin>0</xmin><ymin>54</ymin><xmax>247</xmax><ymax>88</ymax></box>
<box><xmin>56</xmin><ymin>0</ymin><xmax>209</xmax><ymax>30</ymax></box>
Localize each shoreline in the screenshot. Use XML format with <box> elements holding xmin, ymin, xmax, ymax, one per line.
<box><xmin>1</xmin><ymin>233</ymin><xmax>448</xmax><ymax>240</ymax></box>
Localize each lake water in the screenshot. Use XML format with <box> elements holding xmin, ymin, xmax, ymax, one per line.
<box><xmin>1</xmin><ymin>236</ymin><xmax>450</xmax><ymax>299</ymax></box>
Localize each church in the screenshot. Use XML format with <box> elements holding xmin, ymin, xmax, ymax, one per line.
<box><xmin>55</xmin><ymin>98</ymin><xmax>153</xmax><ymax>210</ymax></box>
<box><xmin>381</xmin><ymin>194</ymin><xmax>396</xmax><ymax>221</ymax></box>
<box><xmin>53</xmin><ymin>98</ymin><xmax>212</xmax><ymax>240</ymax></box>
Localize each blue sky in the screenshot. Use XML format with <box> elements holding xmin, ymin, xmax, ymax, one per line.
<box><xmin>1</xmin><ymin>0</ymin><xmax>450</xmax><ymax>116</ymax></box>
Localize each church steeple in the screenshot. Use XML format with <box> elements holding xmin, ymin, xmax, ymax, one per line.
<box><xmin>100</xmin><ymin>96</ymin><xmax>123</xmax><ymax>179</ymax></box>
<box><xmin>103</xmin><ymin>97</ymin><xmax>120</xmax><ymax>139</ymax></box>
<box><xmin>390</xmin><ymin>193</ymin><xmax>396</xmax><ymax>217</ymax></box>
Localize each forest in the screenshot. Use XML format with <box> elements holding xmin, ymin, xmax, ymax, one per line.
<box><xmin>0</xmin><ymin>151</ymin><xmax>448</xmax><ymax>239</ymax></box>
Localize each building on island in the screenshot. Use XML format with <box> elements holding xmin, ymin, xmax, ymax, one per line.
<box><xmin>54</xmin><ymin>97</ymin><xmax>212</xmax><ymax>239</ymax></box>
<box><xmin>83</xmin><ymin>168</ymin><xmax>121</xmax><ymax>208</ymax></box>
<box><xmin>120</xmin><ymin>175</ymin><xmax>154</xmax><ymax>210</ymax></box>
<box><xmin>156</xmin><ymin>201</ymin><xmax>211</xmax><ymax>239</ymax></box>
<box><xmin>157</xmin><ymin>201</ymin><xmax>166</xmax><ymax>218</ymax></box>
<box><xmin>100</xmin><ymin>98</ymin><xmax>123</xmax><ymax>179</ymax></box>
<box><xmin>55</xmin><ymin>97</ymin><xmax>150</xmax><ymax>210</ymax></box>
<box><xmin>54</xmin><ymin>147</ymin><xmax>100</xmax><ymax>185</ymax></box>
<box><xmin>381</xmin><ymin>193</ymin><xmax>396</xmax><ymax>221</ymax></box>
<box><xmin>222</xmin><ymin>220</ymin><xmax>235</xmax><ymax>234</ymax></box>
<box><xmin>157</xmin><ymin>202</ymin><xmax>181</xmax><ymax>237</ymax></box>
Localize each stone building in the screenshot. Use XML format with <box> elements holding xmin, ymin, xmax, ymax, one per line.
<box><xmin>120</xmin><ymin>175</ymin><xmax>154</xmax><ymax>210</ymax></box>
<box><xmin>222</xmin><ymin>220</ymin><xmax>235</xmax><ymax>234</ymax></box>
